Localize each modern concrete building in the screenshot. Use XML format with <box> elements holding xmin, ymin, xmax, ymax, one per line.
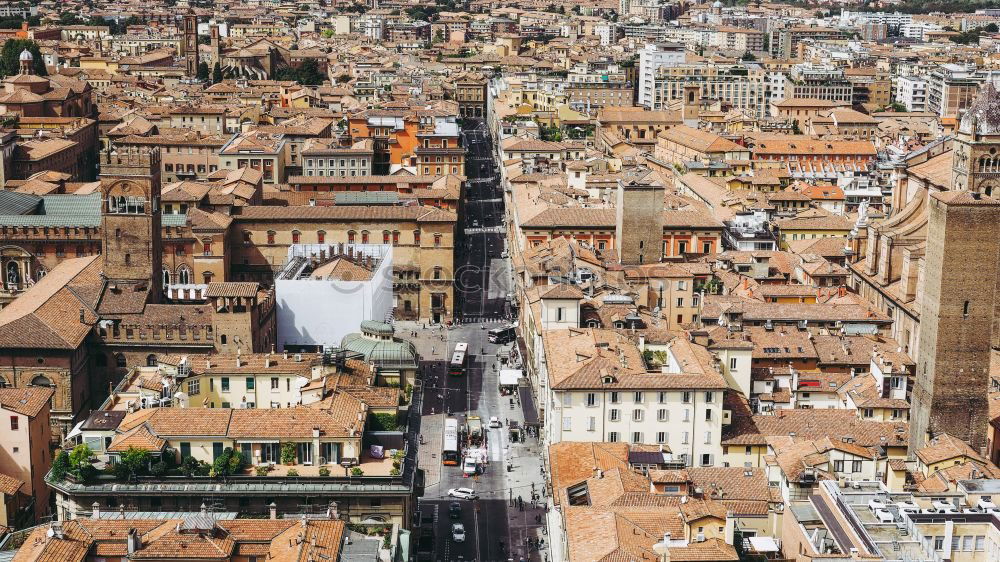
<box><xmin>637</xmin><ymin>43</ymin><xmax>686</xmax><ymax>109</ymax></box>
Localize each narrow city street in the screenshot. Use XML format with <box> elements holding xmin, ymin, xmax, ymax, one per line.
<box><xmin>405</xmin><ymin>119</ymin><xmax>549</xmax><ymax>562</ymax></box>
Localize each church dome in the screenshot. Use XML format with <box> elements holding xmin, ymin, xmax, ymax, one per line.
<box><xmin>18</xmin><ymin>49</ymin><xmax>32</xmax><ymax>62</ymax></box>
<box><xmin>959</xmin><ymin>82</ymin><xmax>1000</xmax><ymax>136</ymax></box>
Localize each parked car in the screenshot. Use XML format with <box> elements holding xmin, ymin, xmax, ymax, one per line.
<box><xmin>449</xmin><ymin>502</ymin><xmax>462</xmax><ymax>518</ymax></box>
<box><xmin>448</xmin><ymin>487</ymin><xmax>478</xmax><ymax>500</ymax></box>
<box><xmin>452</xmin><ymin>523</ymin><xmax>466</xmax><ymax>542</ymax></box>
<box><xmin>463</xmin><ymin>456</ymin><xmax>478</xmax><ymax>476</ymax></box>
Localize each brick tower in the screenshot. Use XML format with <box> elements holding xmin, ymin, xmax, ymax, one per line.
<box><xmin>615</xmin><ymin>178</ymin><xmax>664</xmax><ymax>265</ymax></box>
<box><xmin>180</xmin><ymin>12</ymin><xmax>199</xmax><ymax>77</ymax></box>
<box><xmin>910</xmin><ymin>191</ymin><xmax>1000</xmax><ymax>452</ymax></box>
<box><xmin>100</xmin><ymin>147</ymin><xmax>163</xmax><ymax>302</ymax></box>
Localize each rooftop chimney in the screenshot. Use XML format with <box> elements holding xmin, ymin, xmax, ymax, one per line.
<box><xmin>126</xmin><ymin>528</ymin><xmax>140</xmax><ymax>554</ymax></box>
<box><xmin>269</xmin><ymin>502</ymin><xmax>277</xmax><ymax>520</ymax></box>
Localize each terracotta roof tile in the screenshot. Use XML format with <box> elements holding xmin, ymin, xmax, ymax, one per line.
<box><xmin>0</xmin><ymin>386</ymin><xmax>53</xmax><ymax>418</ymax></box>
<box><xmin>0</xmin><ymin>472</ymin><xmax>23</xmax><ymax>496</ymax></box>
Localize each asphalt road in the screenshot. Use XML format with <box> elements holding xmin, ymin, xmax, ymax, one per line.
<box><xmin>415</xmin><ymin>119</ymin><xmax>541</xmax><ymax>562</ymax></box>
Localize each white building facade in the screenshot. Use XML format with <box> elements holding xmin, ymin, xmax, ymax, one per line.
<box><xmin>638</xmin><ymin>42</ymin><xmax>686</xmax><ymax>109</ymax></box>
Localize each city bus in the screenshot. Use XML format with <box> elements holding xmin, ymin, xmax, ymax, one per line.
<box><xmin>449</xmin><ymin>342</ymin><xmax>469</xmax><ymax>376</ymax></box>
<box><xmin>442</xmin><ymin>417</ymin><xmax>460</xmax><ymax>466</ymax></box>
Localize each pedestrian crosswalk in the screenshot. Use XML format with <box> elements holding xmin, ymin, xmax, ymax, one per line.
<box><xmin>464</xmin><ymin>226</ymin><xmax>505</xmax><ymax>234</ymax></box>
<box><xmin>458</xmin><ymin>316</ymin><xmax>509</xmax><ymax>324</ymax></box>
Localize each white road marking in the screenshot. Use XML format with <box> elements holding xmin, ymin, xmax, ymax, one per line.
<box><xmin>489</xmin><ymin>428</ymin><xmax>502</xmax><ymax>461</ymax></box>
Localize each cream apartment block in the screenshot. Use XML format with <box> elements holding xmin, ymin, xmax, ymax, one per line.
<box><xmin>302</xmin><ymin>138</ymin><xmax>374</xmax><ymax>177</ymax></box>
<box><xmin>541</xmin><ymin>327</ymin><xmax>728</xmax><ymax>467</ymax></box>
<box><xmin>648</xmin><ymin>63</ymin><xmax>769</xmax><ymax>117</ymax></box>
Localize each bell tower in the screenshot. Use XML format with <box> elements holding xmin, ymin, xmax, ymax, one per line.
<box><xmin>180</xmin><ymin>11</ymin><xmax>199</xmax><ymax>77</ymax></box>
<box><xmin>951</xmin><ymin>82</ymin><xmax>1000</xmax><ymax>196</ymax></box>
<box><xmin>100</xmin><ymin>147</ymin><xmax>163</xmax><ymax>302</ymax></box>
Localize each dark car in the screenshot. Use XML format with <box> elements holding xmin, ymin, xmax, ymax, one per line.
<box><xmin>449</xmin><ymin>502</ymin><xmax>462</xmax><ymax>518</ymax></box>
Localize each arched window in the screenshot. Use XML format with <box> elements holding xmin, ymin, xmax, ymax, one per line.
<box><xmin>108</xmin><ymin>195</ymin><xmax>118</xmax><ymax>213</ymax></box>
<box><xmin>267</xmin><ymin>231</ymin><xmax>275</xmax><ymax>245</ymax></box>
<box><xmin>5</xmin><ymin>262</ymin><xmax>19</xmax><ymax>286</ymax></box>
<box><xmin>317</xmin><ymin>230</ymin><xmax>325</xmax><ymax>244</ymax></box>
<box><xmin>203</xmin><ymin>272</ymin><xmax>213</xmax><ymax>284</ymax></box>
<box><xmin>383</xmin><ymin>230</ymin><xmax>390</xmax><ymax>244</ymax></box>
<box><xmin>177</xmin><ymin>266</ymin><xmax>191</xmax><ymax>285</ymax></box>
<box><xmin>964</xmin><ymin>300</ymin><xmax>970</xmax><ymax>317</ymax></box>
<box><xmin>220</xmin><ymin>335</ymin><xmax>227</xmax><ymax>345</ymax></box>
<box><xmin>361</xmin><ymin>230</ymin><xmax>369</xmax><ymax>244</ymax></box>
<box><xmin>291</xmin><ymin>230</ymin><xmax>301</xmax><ymax>244</ymax></box>
<box><xmin>413</xmin><ymin>230</ymin><xmax>421</xmax><ymax>244</ymax></box>
<box><xmin>347</xmin><ymin>230</ymin><xmax>356</xmax><ymax>244</ymax></box>
<box><xmin>115</xmin><ymin>353</ymin><xmax>127</xmax><ymax>368</ymax></box>
<box><xmin>30</xmin><ymin>375</ymin><xmax>52</xmax><ymax>387</ymax></box>
<box><xmin>146</xmin><ymin>354</ymin><xmax>157</xmax><ymax>367</ymax></box>
<box><xmin>162</xmin><ymin>269</ymin><xmax>171</xmax><ymax>289</ymax></box>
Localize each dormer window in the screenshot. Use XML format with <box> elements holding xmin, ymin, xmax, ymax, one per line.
<box><xmin>602</xmin><ymin>375</ymin><xmax>615</xmax><ymax>384</ymax></box>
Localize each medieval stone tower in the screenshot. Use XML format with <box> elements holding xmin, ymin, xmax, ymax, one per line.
<box><xmin>910</xmin><ymin>191</ymin><xmax>1000</xmax><ymax>452</ymax></box>
<box><xmin>950</xmin><ymin>82</ymin><xmax>1000</xmax><ymax>196</ymax></box>
<box><xmin>209</xmin><ymin>23</ymin><xmax>222</xmax><ymax>66</ymax></box>
<box><xmin>100</xmin><ymin>147</ymin><xmax>163</xmax><ymax>302</ymax></box>
<box><xmin>180</xmin><ymin>12</ymin><xmax>199</xmax><ymax>77</ymax></box>
<box><xmin>615</xmin><ymin>179</ymin><xmax>664</xmax><ymax>265</ymax></box>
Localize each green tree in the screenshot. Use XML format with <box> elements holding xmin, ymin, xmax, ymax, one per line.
<box><xmin>115</xmin><ymin>447</ymin><xmax>151</xmax><ymax>480</ymax></box>
<box><xmin>295</xmin><ymin>59</ymin><xmax>324</xmax><ymax>86</ymax></box>
<box><xmin>50</xmin><ymin>451</ymin><xmax>71</xmax><ymax>481</ymax></box>
<box><xmin>212</xmin><ymin>62</ymin><xmax>223</xmax><ymax>83</ymax></box>
<box><xmin>69</xmin><ymin>444</ymin><xmax>93</xmax><ymax>471</ymax></box>
<box><xmin>68</xmin><ymin>444</ymin><xmax>97</xmax><ymax>483</ymax></box>
<box><xmin>211</xmin><ymin>447</ymin><xmax>245</xmax><ymax>477</ymax></box>
<box><xmin>370</xmin><ymin>412</ymin><xmax>399</xmax><ymax>431</ymax></box>
<box><xmin>0</xmin><ymin>39</ymin><xmax>47</xmax><ymax>77</ymax></box>
<box><xmin>987</xmin><ymin>23</ymin><xmax>999</xmax><ymax>33</ymax></box>
<box><xmin>58</xmin><ymin>12</ymin><xmax>85</xmax><ymax>25</ymax></box>
<box><xmin>150</xmin><ymin>460</ymin><xmax>169</xmax><ymax>477</ymax></box>
<box><xmin>281</xmin><ymin>442</ymin><xmax>297</xmax><ymax>464</ymax></box>
<box><xmin>180</xmin><ymin>455</ymin><xmax>209</xmax><ymax>477</ymax></box>
<box><xmin>197</xmin><ymin>61</ymin><xmax>209</xmax><ymax>82</ymax></box>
